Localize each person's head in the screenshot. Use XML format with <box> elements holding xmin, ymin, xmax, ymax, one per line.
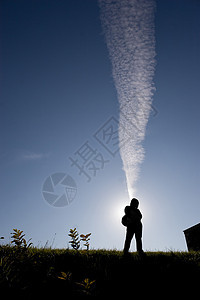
<box><xmin>130</xmin><ymin>198</ymin><xmax>139</xmax><ymax>208</ymax></box>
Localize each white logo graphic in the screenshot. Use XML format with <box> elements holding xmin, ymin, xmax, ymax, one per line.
<box><xmin>42</xmin><ymin>173</ymin><xmax>77</xmax><ymax>207</ymax></box>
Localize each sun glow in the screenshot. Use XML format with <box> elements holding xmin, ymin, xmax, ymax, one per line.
<box><xmin>107</xmin><ymin>199</ymin><xmax>128</xmax><ymax>228</ymax></box>
<box><xmin>114</xmin><ymin>202</ymin><xmax>125</xmax><ymax>221</ymax></box>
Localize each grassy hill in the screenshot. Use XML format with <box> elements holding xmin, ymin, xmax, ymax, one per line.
<box><xmin>1</xmin><ymin>246</ymin><xmax>200</xmax><ymax>298</ymax></box>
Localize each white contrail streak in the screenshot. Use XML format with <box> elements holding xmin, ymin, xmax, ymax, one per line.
<box><xmin>99</xmin><ymin>0</ymin><xmax>156</xmax><ymax>198</ymax></box>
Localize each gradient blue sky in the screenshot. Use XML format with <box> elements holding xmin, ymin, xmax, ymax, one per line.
<box><xmin>0</xmin><ymin>0</ymin><xmax>200</xmax><ymax>251</ymax></box>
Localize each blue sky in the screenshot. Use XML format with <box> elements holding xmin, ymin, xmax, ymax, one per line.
<box><xmin>0</xmin><ymin>0</ymin><xmax>200</xmax><ymax>251</ymax></box>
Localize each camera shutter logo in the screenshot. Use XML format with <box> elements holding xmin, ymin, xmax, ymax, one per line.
<box><xmin>42</xmin><ymin>173</ymin><xmax>77</xmax><ymax>207</ymax></box>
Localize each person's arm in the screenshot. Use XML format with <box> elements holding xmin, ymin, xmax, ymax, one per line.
<box><xmin>137</xmin><ymin>209</ymin><xmax>142</xmax><ymax>220</ymax></box>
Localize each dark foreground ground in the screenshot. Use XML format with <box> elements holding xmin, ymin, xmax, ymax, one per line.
<box><xmin>1</xmin><ymin>246</ymin><xmax>200</xmax><ymax>298</ymax></box>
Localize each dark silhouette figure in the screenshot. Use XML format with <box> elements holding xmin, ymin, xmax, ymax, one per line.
<box><xmin>123</xmin><ymin>198</ymin><xmax>143</xmax><ymax>254</ymax></box>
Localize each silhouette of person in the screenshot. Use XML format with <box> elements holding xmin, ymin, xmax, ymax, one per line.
<box><xmin>123</xmin><ymin>198</ymin><xmax>143</xmax><ymax>254</ymax></box>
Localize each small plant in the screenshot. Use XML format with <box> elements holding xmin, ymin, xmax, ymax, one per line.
<box><xmin>68</xmin><ymin>228</ymin><xmax>92</xmax><ymax>250</ymax></box>
<box><xmin>68</xmin><ymin>228</ymin><xmax>80</xmax><ymax>251</ymax></box>
<box><xmin>57</xmin><ymin>271</ymin><xmax>72</xmax><ymax>281</ymax></box>
<box><xmin>76</xmin><ymin>278</ymin><xmax>96</xmax><ymax>295</ymax></box>
<box><xmin>80</xmin><ymin>233</ymin><xmax>91</xmax><ymax>250</ymax></box>
<box><xmin>10</xmin><ymin>229</ymin><xmax>32</xmax><ymax>249</ymax></box>
<box><xmin>57</xmin><ymin>271</ymin><xmax>96</xmax><ymax>296</ymax></box>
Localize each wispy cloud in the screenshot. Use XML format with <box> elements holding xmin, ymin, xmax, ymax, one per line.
<box><xmin>19</xmin><ymin>151</ymin><xmax>50</xmax><ymax>161</ymax></box>
<box><xmin>99</xmin><ymin>0</ymin><xmax>156</xmax><ymax>197</ymax></box>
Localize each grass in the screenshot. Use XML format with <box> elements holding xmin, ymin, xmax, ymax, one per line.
<box><xmin>1</xmin><ymin>245</ymin><xmax>200</xmax><ymax>298</ymax></box>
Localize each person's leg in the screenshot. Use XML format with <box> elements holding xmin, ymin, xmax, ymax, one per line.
<box><xmin>123</xmin><ymin>227</ymin><xmax>134</xmax><ymax>254</ymax></box>
<box><xmin>135</xmin><ymin>223</ymin><xmax>143</xmax><ymax>252</ymax></box>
